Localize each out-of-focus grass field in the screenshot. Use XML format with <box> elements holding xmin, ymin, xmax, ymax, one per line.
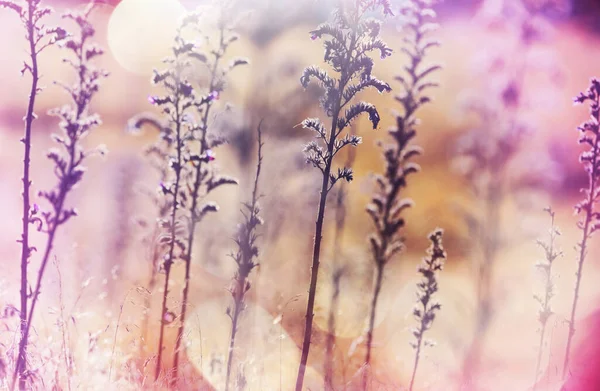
<box><xmin>2</xmin><ymin>0</ymin><xmax>600</xmax><ymax>389</ymax></box>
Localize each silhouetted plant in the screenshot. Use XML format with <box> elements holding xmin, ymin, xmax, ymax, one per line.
<box><xmin>225</xmin><ymin>122</ymin><xmax>264</xmax><ymax>391</ymax></box>
<box><xmin>144</xmin><ymin>6</ymin><xmax>245</xmax><ymax>381</ymax></box>
<box><xmin>0</xmin><ymin>0</ymin><xmax>67</xmax><ymax>388</ymax></box>
<box><xmin>563</xmin><ymin>79</ymin><xmax>600</xmax><ymax>378</ymax></box>
<box><xmin>172</xmin><ymin>6</ymin><xmax>246</xmax><ymax>382</ymax></box>
<box><xmin>409</xmin><ymin>228</ymin><xmax>445</xmax><ymax>391</ymax></box>
<box><xmin>363</xmin><ymin>1</ymin><xmax>439</xmax><ymax>388</ymax></box>
<box><xmin>295</xmin><ymin>1</ymin><xmax>394</xmax><ymax>389</ymax></box>
<box><xmin>147</xmin><ymin>16</ymin><xmax>202</xmax><ymax>381</ymax></box>
<box><xmin>533</xmin><ymin>207</ymin><xmax>561</xmax><ymax>390</ymax></box>
<box><xmin>2</xmin><ymin>3</ymin><xmax>106</xmax><ymax>390</ymax></box>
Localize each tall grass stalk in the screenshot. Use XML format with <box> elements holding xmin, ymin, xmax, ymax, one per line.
<box><xmin>172</xmin><ymin>7</ymin><xmax>246</xmax><ymax>380</ymax></box>
<box><xmin>533</xmin><ymin>207</ymin><xmax>561</xmax><ymax>390</ymax></box>
<box><xmin>127</xmin><ymin>114</ymin><xmax>172</xmax><ymax>357</ymax></box>
<box><xmin>363</xmin><ymin>1</ymin><xmax>439</xmax><ymax>388</ymax></box>
<box><xmin>2</xmin><ymin>3</ymin><xmax>105</xmax><ymax>389</ymax></box>
<box><xmin>54</xmin><ymin>258</ymin><xmax>72</xmax><ymax>391</ymax></box>
<box><xmin>295</xmin><ymin>1</ymin><xmax>394</xmax><ymax>389</ymax></box>
<box><xmin>149</xmin><ymin>19</ymin><xmax>199</xmax><ymax>381</ymax></box>
<box><xmin>225</xmin><ymin>122</ymin><xmax>264</xmax><ymax>391</ymax></box>
<box><xmin>409</xmin><ymin>229</ymin><xmax>445</xmax><ymax>391</ymax></box>
<box><xmin>563</xmin><ymin>79</ymin><xmax>600</xmax><ymax>378</ymax></box>
<box><xmin>0</xmin><ymin>0</ymin><xmax>67</xmax><ymax>388</ymax></box>
<box><xmin>146</xmin><ymin>7</ymin><xmax>245</xmax><ymax>380</ymax></box>
<box><xmin>108</xmin><ymin>288</ymin><xmax>133</xmax><ymax>384</ymax></box>
<box><xmin>143</xmin><ymin>132</ymin><xmax>171</xmax><ymax>354</ymax></box>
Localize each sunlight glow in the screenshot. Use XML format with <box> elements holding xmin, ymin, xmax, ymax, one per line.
<box><xmin>107</xmin><ymin>0</ymin><xmax>186</xmax><ymax>75</ymax></box>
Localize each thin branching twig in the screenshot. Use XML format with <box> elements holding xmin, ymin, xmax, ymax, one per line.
<box><xmin>108</xmin><ymin>288</ymin><xmax>133</xmax><ymax>384</ymax></box>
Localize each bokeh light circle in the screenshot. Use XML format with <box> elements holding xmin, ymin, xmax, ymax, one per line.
<box><xmin>107</xmin><ymin>0</ymin><xmax>186</xmax><ymax>75</ymax></box>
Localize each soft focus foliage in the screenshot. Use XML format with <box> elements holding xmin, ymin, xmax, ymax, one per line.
<box><xmin>2</xmin><ymin>1</ymin><xmax>600</xmax><ymax>391</ymax></box>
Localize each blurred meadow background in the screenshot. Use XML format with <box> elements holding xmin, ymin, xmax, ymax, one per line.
<box><xmin>2</xmin><ymin>0</ymin><xmax>600</xmax><ymax>390</ymax></box>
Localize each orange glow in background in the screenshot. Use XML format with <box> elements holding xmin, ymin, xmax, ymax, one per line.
<box><xmin>1</xmin><ymin>0</ymin><xmax>600</xmax><ymax>390</ymax></box>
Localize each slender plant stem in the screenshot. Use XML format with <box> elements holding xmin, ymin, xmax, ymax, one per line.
<box><xmin>561</xmin><ymin>81</ymin><xmax>600</xmax><ymax>379</ymax></box>
<box><xmin>141</xmin><ymin>238</ymin><xmax>160</xmax><ymax>355</ymax></box>
<box><xmin>295</xmin><ymin>0</ymin><xmax>394</xmax><ymax>386</ymax></box>
<box><xmin>138</xmin><ymin>119</ymin><xmax>170</xmax><ymax>359</ymax></box>
<box><xmin>172</xmin><ymin>23</ymin><xmax>225</xmax><ymax>382</ymax></box>
<box><xmin>14</xmin><ymin>147</ymin><xmax>71</xmax><ymax>390</ymax></box>
<box><xmin>155</xmin><ymin>96</ymin><xmax>183</xmax><ymax>382</ymax></box>
<box><xmin>362</xmin><ymin>263</ymin><xmax>383</xmax><ymax>390</ymax></box>
<box><xmin>533</xmin><ymin>210</ymin><xmax>557</xmax><ymax>390</ymax></box>
<box><xmin>225</xmin><ymin>275</ymin><xmax>244</xmax><ymax>391</ymax></box>
<box><xmin>54</xmin><ymin>258</ymin><xmax>72</xmax><ymax>391</ymax></box>
<box><xmin>15</xmin><ymin>2</ymin><xmax>39</xmax><ymax>388</ymax></box>
<box><xmin>409</xmin><ymin>230</ymin><xmax>446</xmax><ymax>391</ymax></box>
<box><xmin>109</xmin><ymin>289</ymin><xmax>131</xmax><ymax>384</ymax></box>
<box><xmin>14</xmin><ymin>133</ymin><xmax>73</xmax><ymax>389</ymax></box>
<box><xmin>295</xmin><ymin>9</ymin><xmax>363</xmax><ymax>388</ymax></box>
<box><xmin>362</xmin><ymin>3</ymin><xmax>441</xmax><ymax>387</ymax></box>
<box><xmin>225</xmin><ymin>122</ymin><xmax>264</xmax><ymax>391</ymax></box>
<box><xmin>409</xmin><ymin>333</ymin><xmax>423</xmax><ymax>391</ymax></box>
<box><xmin>563</xmin><ymin>159</ymin><xmax>598</xmax><ymax>378</ymax></box>
<box><xmin>295</xmin><ymin>119</ymin><xmax>337</xmax><ymax>391</ymax></box>
<box><xmin>533</xmin><ymin>324</ymin><xmax>547</xmax><ymax>390</ymax></box>
<box><xmin>13</xmin><ymin>28</ymin><xmax>89</xmax><ymax>391</ymax></box>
